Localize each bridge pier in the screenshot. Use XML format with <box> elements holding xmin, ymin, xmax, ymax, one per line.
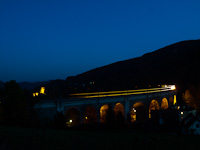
<box><xmin>124</xmin><ymin>96</ymin><xmax>129</xmax><ymax>121</ymax></box>
<box><xmin>34</xmin><ymin>85</ymin><xmax>177</xmax><ymax>126</ymax></box>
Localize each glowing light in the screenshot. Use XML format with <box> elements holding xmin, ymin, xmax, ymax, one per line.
<box><xmin>85</xmin><ymin>117</ymin><xmax>88</xmax><ymax>119</ymax></box>
<box><xmin>35</xmin><ymin>92</ymin><xmax>39</xmax><ymax>96</ymax></box>
<box><xmin>40</xmin><ymin>87</ymin><xmax>45</xmax><ymax>94</ymax></box>
<box><xmin>173</xmin><ymin>95</ymin><xmax>177</xmax><ymax>105</ymax></box>
<box><xmin>161</xmin><ymin>98</ymin><xmax>168</xmax><ymax>110</ymax></box>
<box><xmin>33</xmin><ymin>93</ymin><xmax>36</xmax><ymax>97</ymax></box>
<box><xmin>177</xmin><ymin>106</ymin><xmax>180</xmax><ymax>110</ymax></box>
<box><xmin>70</xmin><ymin>85</ymin><xmax>176</xmax><ymax>98</ymax></box>
<box><xmin>181</xmin><ymin>112</ymin><xmax>183</xmax><ymax>115</ymax></box>
<box><xmin>149</xmin><ymin>114</ymin><xmax>151</xmax><ymax>118</ymax></box>
<box><xmin>131</xmin><ymin>114</ymin><xmax>136</xmax><ymax>121</ymax></box>
<box><xmin>69</xmin><ymin>120</ymin><xmax>72</xmax><ymax>123</ymax></box>
<box><xmin>70</xmin><ymin>87</ymin><xmax>165</xmax><ymax>96</ymax></box>
<box><xmin>171</xmin><ymin>85</ymin><xmax>176</xmax><ymax>90</ymax></box>
<box><xmin>100</xmin><ymin>104</ymin><xmax>109</xmax><ymax>123</ymax></box>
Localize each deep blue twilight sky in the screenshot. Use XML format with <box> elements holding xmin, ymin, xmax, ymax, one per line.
<box><xmin>0</xmin><ymin>0</ymin><xmax>200</xmax><ymax>82</ymax></box>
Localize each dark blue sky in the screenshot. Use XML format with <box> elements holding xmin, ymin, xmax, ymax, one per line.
<box><xmin>1</xmin><ymin>0</ymin><xmax>200</xmax><ymax>82</ymax></box>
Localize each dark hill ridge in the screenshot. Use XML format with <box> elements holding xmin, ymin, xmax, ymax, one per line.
<box><xmin>66</xmin><ymin>40</ymin><xmax>200</xmax><ymax>91</ymax></box>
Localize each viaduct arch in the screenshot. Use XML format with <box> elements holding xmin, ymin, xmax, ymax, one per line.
<box><xmin>34</xmin><ymin>85</ymin><xmax>177</xmax><ymax>126</ymax></box>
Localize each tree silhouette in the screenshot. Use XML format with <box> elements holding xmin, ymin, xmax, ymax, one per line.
<box><xmin>3</xmin><ymin>80</ymin><xmax>28</xmax><ymax>126</ymax></box>
<box><xmin>183</xmin><ymin>87</ymin><xmax>200</xmax><ymax>112</ymax></box>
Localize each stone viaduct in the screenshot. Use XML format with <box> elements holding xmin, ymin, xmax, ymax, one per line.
<box><xmin>34</xmin><ymin>85</ymin><xmax>177</xmax><ymax>126</ymax></box>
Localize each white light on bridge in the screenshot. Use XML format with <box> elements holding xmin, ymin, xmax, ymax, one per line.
<box><xmin>170</xmin><ymin>85</ymin><xmax>176</xmax><ymax>90</ymax></box>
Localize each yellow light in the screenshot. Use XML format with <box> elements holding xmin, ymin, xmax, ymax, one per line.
<box><xmin>173</xmin><ymin>95</ymin><xmax>177</xmax><ymax>105</ymax></box>
<box><xmin>70</xmin><ymin>87</ymin><xmax>166</xmax><ymax>96</ymax></box>
<box><xmin>40</xmin><ymin>87</ymin><xmax>45</xmax><ymax>94</ymax></box>
<box><xmin>69</xmin><ymin>120</ymin><xmax>72</xmax><ymax>123</ymax></box>
<box><xmin>171</xmin><ymin>85</ymin><xmax>176</xmax><ymax>90</ymax></box>
<box><xmin>85</xmin><ymin>117</ymin><xmax>88</xmax><ymax>119</ymax></box>
<box><xmin>181</xmin><ymin>112</ymin><xmax>183</xmax><ymax>115</ymax></box>
<box><xmin>35</xmin><ymin>92</ymin><xmax>39</xmax><ymax>96</ymax></box>
<box><xmin>33</xmin><ymin>93</ymin><xmax>36</xmax><ymax>97</ymax></box>
<box><xmin>177</xmin><ymin>106</ymin><xmax>180</xmax><ymax>110</ymax></box>
<box><xmin>70</xmin><ymin>85</ymin><xmax>176</xmax><ymax>99</ymax></box>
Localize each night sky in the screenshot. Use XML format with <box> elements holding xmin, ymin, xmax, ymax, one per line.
<box><xmin>1</xmin><ymin>0</ymin><xmax>200</xmax><ymax>82</ymax></box>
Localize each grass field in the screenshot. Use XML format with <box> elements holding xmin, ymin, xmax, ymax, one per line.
<box><xmin>1</xmin><ymin>126</ymin><xmax>200</xmax><ymax>150</ymax></box>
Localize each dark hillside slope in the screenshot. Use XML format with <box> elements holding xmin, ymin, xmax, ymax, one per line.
<box><xmin>67</xmin><ymin>40</ymin><xmax>200</xmax><ymax>91</ymax></box>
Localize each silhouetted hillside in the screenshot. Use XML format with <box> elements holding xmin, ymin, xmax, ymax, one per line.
<box><xmin>66</xmin><ymin>40</ymin><xmax>200</xmax><ymax>92</ymax></box>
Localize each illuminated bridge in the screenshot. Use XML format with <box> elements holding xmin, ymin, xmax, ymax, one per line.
<box><xmin>34</xmin><ymin>85</ymin><xmax>177</xmax><ymax>126</ymax></box>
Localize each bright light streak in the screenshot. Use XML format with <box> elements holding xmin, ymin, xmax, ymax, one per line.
<box><xmin>70</xmin><ymin>85</ymin><xmax>176</xmax><ymax>99</ymax></box>
<box><xmin>170</xmin><ymin>85</ymin><xmax>176</xmax><ymax>90</ymax></box>
<box><xmin>82</xmin><ymin>88</ymin><xmax>173</xmax><ymax>98</ymax></box>
<box><xmin>70</xmin><ymin>87</ymin><xmax>165</xmax><ymax>96</ymax></box>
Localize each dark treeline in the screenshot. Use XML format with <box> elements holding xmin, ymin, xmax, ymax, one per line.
<box><xmin>0</xmin><ymin>80</ymin><xmax>37</xmax><ymax>127</ymax></box>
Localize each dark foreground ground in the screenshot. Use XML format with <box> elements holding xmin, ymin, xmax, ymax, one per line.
<box><xmin>0</xmin><ymin>126</ymin><xmax>200</xmax><ymax>150</ymax></box>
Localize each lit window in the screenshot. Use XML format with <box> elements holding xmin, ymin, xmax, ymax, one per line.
<box><xmin>40</xmin><ymin>87</ymin><xmax>45</xmax><ymax>94</ymax></box>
